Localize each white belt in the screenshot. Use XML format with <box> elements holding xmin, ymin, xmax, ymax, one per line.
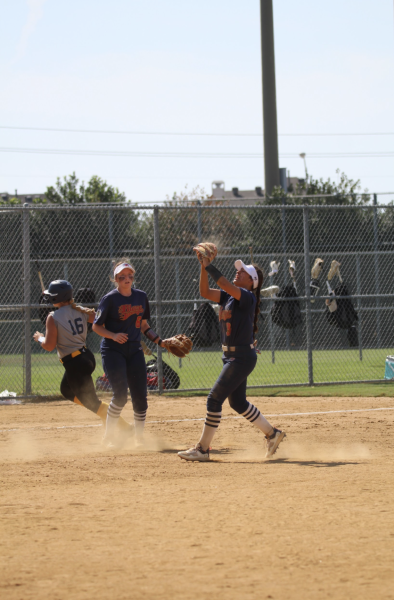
<box><xmin>222</xmin><ymin>344</ymin><xmax>255</xmax><ymax>352</ymax></box>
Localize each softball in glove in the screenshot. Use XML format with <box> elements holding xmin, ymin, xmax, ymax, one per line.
<box><xmin>193</xmin><ymin>242</ymin><xmax>217</xmax><ymax>262</ymax></box>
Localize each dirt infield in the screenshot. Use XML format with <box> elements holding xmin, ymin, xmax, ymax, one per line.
<box><xmin>1</xmin><ymin>395</ymin><xmax>394</xmax><ymax>600</ymax></box>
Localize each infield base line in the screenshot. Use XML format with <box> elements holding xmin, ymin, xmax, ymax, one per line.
<box><xmin>1</xmin><ymin>406</ymin><xmax>394</xmax><ymax>433</ymax></box>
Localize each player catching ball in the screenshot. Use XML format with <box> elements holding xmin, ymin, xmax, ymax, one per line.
<box><xmin>93</xmin><ymin>261</ymin><xmax>192</xmax><ymax>448</ymax></box>
<box><xmin>33</xmin><ymin>280</ymin><xmax>132</xmax><ymax>433</ymax></box>
<box><xmin>178</xmin><ymin>243</ymin><xmax>286</xmax><ymax>462</ymax></box>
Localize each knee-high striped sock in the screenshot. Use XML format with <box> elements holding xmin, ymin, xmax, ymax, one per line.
<box><xmin>199</xmin><ymin>411</ymin><xmax>222</xmax><ymax>452</ymax></box>
<box><xmin>134</xmin><ymin>410</ymin><xmax>147</xmax><ymax>439</ymax></box>
<box><xmin>105</xmin><ymin>401</ymin><xmax>123</xmax><ymax>438</ymax></box>
<box><xmin>97</xmin><ymin>401</ymin><xmax>132</xmax><ymax>431</ymax></box>
<box><xmin>242</xmin><ymin>402</ymin><xmax>274</xmax><ymax>437</ymax></box>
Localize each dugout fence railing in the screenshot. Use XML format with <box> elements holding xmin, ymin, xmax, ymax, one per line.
<box><xmin>1</xmin><ymin>198</ymin><xmax>394</xmax><ymax>397</ymax></box>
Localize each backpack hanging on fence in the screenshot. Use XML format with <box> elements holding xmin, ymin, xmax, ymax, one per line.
<box><xmin>271</xmin><ymin>284</ymin><xmax>302</xmax><ymax>330</ymax></box>
<box><xmin>324</xmin><ymin>283</ymin><xmax>358</xmax><ymax>329</ymax></box>
<box><xmin>324</xmin><ymin>283</ymin><xmax>359</xmax><ymax>347</ymax></box>
<box><xmin>146</xmin><ymin>355</ymin><xmax>181</xmax><ymax>390</ymax></box>
<box><xmin>188</xmin><ymin>302</ymin><xmax>220</xmax><ymax>347</ymax></box>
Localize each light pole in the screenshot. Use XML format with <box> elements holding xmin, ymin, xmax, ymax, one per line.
<box><xmin>299</xmin><ymin>153</ymin><xmax>308</xmax><ymax>180</ymax></box>
<box><xmin>260</xmin><ymin>0</ymin><xmax>280</xmax><ymax>197</ymax></box>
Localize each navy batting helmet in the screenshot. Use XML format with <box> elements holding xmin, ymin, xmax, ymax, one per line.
<box><xmin>43</xmin><ymin>280</ymin><xmax>73</xmax><ymax>304</ymax></box>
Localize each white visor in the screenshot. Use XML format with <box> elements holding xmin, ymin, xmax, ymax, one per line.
<box><xmin>234</xmin><ymin>260</ymin><xmax>259</xmax><ymax>289</ymax></box>
<box><xmin>114</xmin><ymin>262</ymin><xmax>134</xmax><ymax>276</ymax></box>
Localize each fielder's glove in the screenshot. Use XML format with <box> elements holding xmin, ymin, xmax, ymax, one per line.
<box><xmin>193</xmin><ymin>242</ymin><xmax>218</xmax><ymax>263</ymax></box>
<box><xmin>162</xmin><ymin>334</ymin><xmax>193</xmax><ymax>358</ymax></box>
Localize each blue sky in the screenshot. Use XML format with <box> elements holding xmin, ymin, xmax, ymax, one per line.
<box><xmin>1</xmin><ymin>0</ymin><xmax>393</xmax><ymax>203</ymax></box>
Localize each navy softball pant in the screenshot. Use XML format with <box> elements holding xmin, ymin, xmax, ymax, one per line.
<box><xmin>101</xmin><ymin>341</ymin><xmax>148</xmax><ymax>412</ymax></box>
<box><xmin>207</xmin><ymin>349</ymin><xmax>257</xmax><ymax>414</ymax></box>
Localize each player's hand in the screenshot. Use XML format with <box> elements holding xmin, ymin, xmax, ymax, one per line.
<box><xmin>202</xmin><ymin>256</ymin><xmax>211</xmax><ymax>268</ymax></box>
<box><xmin>112</xmin><ymin>332</ymin><xmax>128</xmax><ymax>344</ymax></box>
<box><xmin>33</xmin><ymin>331</ymin><xmax>43</xmax><ymax>342</ymax></box>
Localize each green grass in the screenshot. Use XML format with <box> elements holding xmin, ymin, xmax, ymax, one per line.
<box><xmin>1</xmin><ymin>347</ymin><xmax>393</xmax><ymax>397</ymax></box>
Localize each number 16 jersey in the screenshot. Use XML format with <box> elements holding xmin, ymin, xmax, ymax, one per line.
<box><xmin>52</xmin><ymin>304</ymin><xmax>89</xmax><ymax>359</ymax></box>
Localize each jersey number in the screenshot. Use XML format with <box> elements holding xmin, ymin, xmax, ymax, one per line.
<box><xmin>68</xmin><ymin>318</ymin><xmax>84</xmax><ymax>336</ymax></box>
<box><xmin>135</xmin><ymin>316</ymin><xmax>142</xmax><ymax>329</ymax></box>
<box><xmin>226</xmin><ymin>323</ymin><xmax>232</xmax><ymax>336</ymax></box>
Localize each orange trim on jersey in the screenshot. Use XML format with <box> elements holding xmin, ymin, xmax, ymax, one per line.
<box><xmin>219</xmin><ymin>307</ymin><xmax>232</xmax><ymax>321</ymax></box>
<box><xmin>118</xmin><ymin>304</ymin><xmax>144</xmax><ymax>321</ymax></box>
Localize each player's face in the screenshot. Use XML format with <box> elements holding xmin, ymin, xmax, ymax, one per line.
<box><xmin>115</xmin><ymin>268</ymin><xmax>135</xmax><ymax>292</ymax></box>
<box><xmin>233</xmin><ymin>268</ymin><xmax>253</xmax><ymax>290</ymax></box>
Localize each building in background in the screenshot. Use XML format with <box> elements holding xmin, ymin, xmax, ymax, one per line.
<box><xmin>1</xmin><ymin>192</ymin><xmax>46</xmax><ymax>204</ymax></box>
<box><xmin>208</xmin><ymin>176</ymin><xmax>304</xmax><ymax>206</ymax></box>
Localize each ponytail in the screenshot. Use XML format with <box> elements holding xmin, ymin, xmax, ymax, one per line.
<box><xmin>57</xmin><ymin>298</ymin><xmax>95</xmax><ymax>316</ymax></box>
<box><xmin>70</xmin><ymin>300</ymin><xmax>95</xmax><ymax>316</ymax></box>
<box><xmin>252</xmin><ymin>265</ymin><xmax>264</xmax><ymax>341</ymax></box>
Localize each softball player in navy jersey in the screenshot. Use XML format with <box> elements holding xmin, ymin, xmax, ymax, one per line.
<box><xmin>33</xmin><ymin>280</ymin><xmax>131</xmax><ymax>432</ymax></box>
<box><xmin>178</xmin><ymin>252</ymin><xmax>285</xmax><ymax>461</ymax></box>
<box><xmin>92</xmin><ymin>261</ymin><xmax>166</xmax><ymax>447</ymax></box>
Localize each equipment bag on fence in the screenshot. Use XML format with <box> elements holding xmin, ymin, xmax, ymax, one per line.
<box><xmin>96</xmin><ymin>356</ymin><xmax>180</xmax><ymax>392</ymax></box>
<box><xmin>324</xmin><ymin>283</ymin><xmax>358</xmax><ymax>329</ymax></box>
<box><xmin>146</xmin><ymin>356</ymin><xmax>181</xmax><ymax>390</ymax></box>
<box><xmin>95</xmin><ymin>374</ymin><xmax>112</xmax><ymax>392</ymax></box>
<box><xmin>324</xmin><ymin>283</ymin><xmax>359</xmax><ymax>348</ymax></box>
<box><xmin>188</xmin><ymin>302</ymin><xmax>220</xmax><ymax>347</ymax></box>
<box><xmin>271</xmin><ymin>284</ymin><xmax>302</xmax><ymax>330</ymax></box>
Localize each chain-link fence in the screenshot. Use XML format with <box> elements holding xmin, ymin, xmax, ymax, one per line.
<box><xmin>1</xmin><ymin>200</ymin><xmax>394</xmax><ymax>397</ymax></box>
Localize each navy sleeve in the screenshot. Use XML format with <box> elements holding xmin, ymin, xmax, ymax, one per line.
<box><xmin>238</xmin><ymin>288</ymin><xmax>256</xmax><ymax>310</ymax></box>
<box><xmin>143</xmin><ymin>295</ymin><xmax>151</xmax><ymax>320</ymax></box>
<box><xmin>219</xmin><ymin>291</ymin><xmax>229</xmax><ymax>306</ymax></box>
<box><xmin>93</xmin><ymin>295</ymin><xmax>111</xmax><ymax>325</ymax></box>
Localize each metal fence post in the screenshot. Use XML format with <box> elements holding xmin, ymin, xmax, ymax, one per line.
<box><xmin>197</xmin><ymin>201</ymin><xmax>202</xmax><ymax>243</ymax></box>
<box><xmin>281</xmin><ymin>196</ymin><xmax>290</xmax><ymax>351</ymax></box>
<box><xmin>268</xmin><ymin>254</ymin><xmax>275</xmax><ymax>364</ymax></box>
<box><xmin>356</xmin><ymin>254</ymin><xmax>363</xmax><ymax>361</ymax></box>
<box><xmin>153</xmin><ymin>207</ymin><xmax>163</xmax><ymax>393</ymax></box>
<box><xmin>22</xmin><ymin>205</ymin><xmax>31</xmax><ymax>395</ymax></box>
<box><xmin>175</xmin><ymin>257</ymin><xmax>182</xmax><ymax>368</ymax></box>
<box><xmin>108</xmin><ymin>209</ymin><xmax>114</xmax><ymax>271</ymax></box>
<box><xmin>303</xmin><ymin>207</ymin><xmax>314</xmax><ymax>386</ymax></box>
<box><xmin>373</xmin><ymin>194</ymin><xmax>381</xmax><ymax>348</ymax></box>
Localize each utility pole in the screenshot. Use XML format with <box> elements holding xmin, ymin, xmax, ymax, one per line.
<box><xmin>260</xmin><ymin>0</ymin><xmax>280</xmax><ymax>197</ymax></box>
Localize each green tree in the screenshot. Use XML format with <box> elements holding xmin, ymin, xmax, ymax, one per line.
<box><xmin>45</xmin><ymin>173</ymin><xmax>127</xmax><ymax>205</ymax></box>
<box><xmin>245</xmin><ymin>170</ymin><xmax>373</xmax><ymax>255</ymax></box>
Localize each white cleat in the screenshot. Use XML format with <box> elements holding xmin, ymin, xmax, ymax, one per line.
<box><xmin>101</xmin><ymin>435</ymin><xmax>117</xmax><ymax>450</ymax></box>
<box><xmin>265</xmin><ymin>428</ymin><xmax>286</xmax><ymax>459</ymax></box>
<box><xmin>178</xmin><ymin>443</ymin><xmax>210</xmax><ymax>462</ymax></box>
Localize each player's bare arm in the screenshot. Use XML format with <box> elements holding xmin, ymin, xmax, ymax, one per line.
<box><xmin>92</xmin><ymin>322</ymin><xmax>128</xmax><ymax>344</ymax></box>
<box><xmin>202</xmin><ymin>256</ymin><xmax>242</xmax><ymax>301</ymax></box>
<box><xmin>199</xmin><ymin>260</ymin><xmax>221</xmax><ymax>302</ymax></box>
<box><xmin>33</xmin><ymin>313</ymin><xmax>58</xmax><ymax>352</ymax></box>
